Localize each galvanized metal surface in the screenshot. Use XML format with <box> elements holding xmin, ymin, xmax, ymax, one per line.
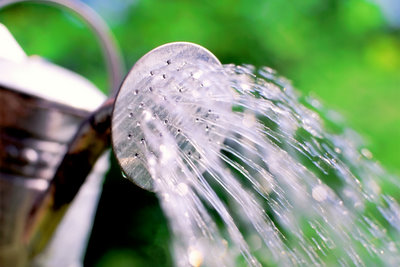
<box><xmin>0</xmin><ymin>1</ymin><xmax>123</xmax><ymax>265</ymax></box>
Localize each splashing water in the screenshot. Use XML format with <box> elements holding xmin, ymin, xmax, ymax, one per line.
<box><xmin>113</xmin><ymin>46</ymin><xmax>400</xmax><ymax>266</ymax></box>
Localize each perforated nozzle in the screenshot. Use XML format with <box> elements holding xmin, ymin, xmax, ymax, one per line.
<box><xmin>111</xmin><ymin>42</ymin><xmax>224</xmax><ymax>191</ymax></box>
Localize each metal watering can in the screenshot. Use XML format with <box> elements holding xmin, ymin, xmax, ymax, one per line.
<box><xmin>0</xmin><ymin>1</ymin><xmax>222</xmax><ymax>266</ymax></box>
<box><xmin>0</xmin><ymin>0</ymin><xmax>123</xmax><ymax>266</ymax></box>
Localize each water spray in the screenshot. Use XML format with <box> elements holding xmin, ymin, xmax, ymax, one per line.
<box><xmin>2</xmin><ymin>1</ymin><xmax>400</xmax><ymax>267</ymax></box>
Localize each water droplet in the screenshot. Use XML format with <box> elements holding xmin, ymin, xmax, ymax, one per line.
<box><xmin>148</xmin><ymin>155</ymin><xmax>156</xmax><ymax>166</ymax></box>
<box><xmin>361</xmin><ymin>148</ymin><xmax>373</xmax><ymax>159</ymax></box>
<box><xmin>166</xmin><ymin>59</ymin><xmax>171</xmax><ymax>65</ymax></box>
<box><xmin>242</xmin><ymin>112</ymin><xmax>257</xmax><ymax>128</ymax></box>
<box><xmin>310</xmin><ymin>98</ymin><xmax>322</xmax><ymax>109</ymax></box>
<box><xmin>241</xmin><ymin>82</ymin><xmax>251</xmax><ymax>91</ymax></box>
<box><xmin>164</xmin><ymin>120</ymin><xmax>168</xmax><ymax>124</ymax></box>
<box><xmin>149</xmin><ymin>86</ymin><xmax>153</xmax><ymax>92</ymax></box>
<box><xmin>160</xmin><ymin>144</ymin><xmax>174</xmax><ymax>163</ymax></box>
<box><xmin>177</xmin><ymin>183</ymin><xmax>189</xmax><ymax>196</ymax></box>
<box><xmin>162</xmin><ymin>193</ymin><xmax>170</xmax><ymax>202</ymax></box>
<box><xmin>192</xmin><ymin>70</ymin><xmax>203</xmax><ymax>79</ymax></box>
<box><xmin>188</xmin><ymin>248</ymin><xmax>203</xmax><ymax>267</ymax></box>
<box><xmin>127</xmin><ymin>134</ymin><xmax>132</xmax><ymax>140</ymax></box>
<box><xmin>129</xmin><ymin>112</ymin><xmax>134</xmax><ymax>118</ymax></box>
<box><xmin>368</xmin><ymin>180</ymin><xmax>381</xmax><ymax>195</ymax></box>
<box><xmin>202</xmin><ymin>80</ymin><xmax>210</xmax><ymax>87</ymax></box>
<box><xmin>312</xmin><ymin>185</ymin><xmax>328</xmax><ymax>202</ymax></box>
<box><xmin>150</xmin><ymin>70</ymin><xmax>154</xmax><ymax>76</ymax></box>
<box><xmin>134</xmin><ymin>89</ymin><xmax>139</xmax><ymax>95</ymax></box>
<box><xmin>163</xmin><ymin>74</ymin><xmax>167</xmax><ymax>79</ymax></box>
<box><xmin>142</xmin><ymin>110</ymin><xmax>152</xmax><ymax>121</ymax></box>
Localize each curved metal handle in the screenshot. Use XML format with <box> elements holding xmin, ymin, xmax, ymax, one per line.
<box><xmin>0</xmin><ymin>0</ymin><xmax>124</xmax><ymax>94</ymax></box>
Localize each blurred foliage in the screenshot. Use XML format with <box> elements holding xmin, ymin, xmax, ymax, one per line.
<box><xmin>0</xmin><ymin>0</ymin><xmax>399</xmax><ymax>266</ymax></box>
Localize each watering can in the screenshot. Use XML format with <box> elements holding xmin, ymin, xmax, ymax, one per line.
<box><xmin>0</xmin><ymin>1</ymin><xmax>223</xmax><ymax>266</ymax></box>
<box><xmin>0</xmin><ymin>0</ymin><xmax>123</xmax><ymax>266</ymax></box>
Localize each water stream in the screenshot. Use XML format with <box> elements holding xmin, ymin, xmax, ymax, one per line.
<box><xmin>119</xmin><ymin>60</ymin><xmax>400</xmax><ymax>266</ymax></box>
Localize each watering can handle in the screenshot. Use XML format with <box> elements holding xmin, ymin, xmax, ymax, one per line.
<box><xmin>0</xmin><ymin>0</ymin><xmax>124</xmax><ymax>94</ymax></box>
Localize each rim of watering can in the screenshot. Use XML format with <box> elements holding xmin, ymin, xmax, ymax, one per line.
<box><xmin>0</xmin><ymin>0</ymin><xmax>124</xmax><ymax>95</ymax></box>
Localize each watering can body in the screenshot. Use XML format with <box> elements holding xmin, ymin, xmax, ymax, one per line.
<box><xmin>0</xmin><ymin>24</ymin><xmax>108</xmax><ymax>266</ymax></box>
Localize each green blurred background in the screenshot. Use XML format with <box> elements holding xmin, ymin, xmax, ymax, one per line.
<box><xmin>1</xmin><ymin>0</ymin><xmax>399</xmax><ymax>266</ymax></box>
